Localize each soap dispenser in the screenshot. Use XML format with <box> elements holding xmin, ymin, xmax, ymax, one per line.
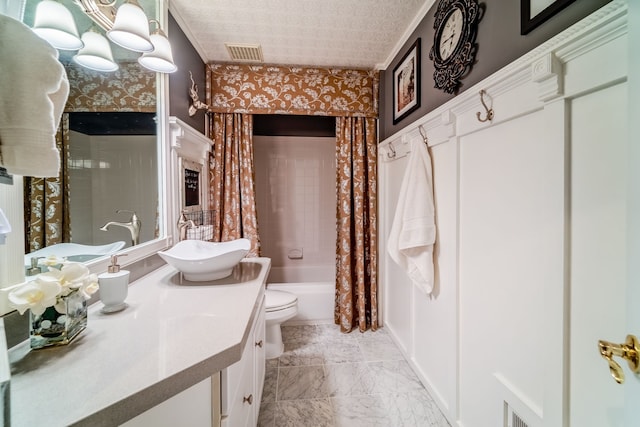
<box><xmin>98</xmin><ymin>254</ymin><xmax>129</xmax><ymax>313</ymax></box>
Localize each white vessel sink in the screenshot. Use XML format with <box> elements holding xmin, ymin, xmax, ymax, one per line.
<box><xmin>158</xmin><ymin>239</ymin><xmax>251</xmax><ymax>281</ymax></box>
<box><xmin>24</xmin><ymin>241</ymin><xmax>126</xmax><ymax>266</ymax></box>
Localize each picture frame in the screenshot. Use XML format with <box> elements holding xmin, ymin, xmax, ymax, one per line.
<box><xmin>180</xmin><ymin>158</ymin><xmax>204</xmax><ymax>214</ymax></box>
<box><xmin>521</xmin><ymin>0</ymin><xmax>576</xmax><ymax>35</ymax></box>
<box><xmin>393</xmin><ymin>38</ymin><xmax>421</xmax><ymax>124</ymax></box>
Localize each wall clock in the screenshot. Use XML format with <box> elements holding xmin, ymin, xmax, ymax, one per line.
<box><xmin>429</xmin><ymin>0</ymin><xmax>480</xmax><ymax>94</ymax></box>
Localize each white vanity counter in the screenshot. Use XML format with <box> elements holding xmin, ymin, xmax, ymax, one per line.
<box><xmin>9</xmin><ymin>257</ymin><xmax>270</xmax><ymax>426</ymax></box>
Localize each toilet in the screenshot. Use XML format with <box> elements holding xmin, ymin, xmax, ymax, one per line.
<box><xmin>264</xmin><ymin>289</ymin><xmax>298</xmax><ymax>359</ymax></box>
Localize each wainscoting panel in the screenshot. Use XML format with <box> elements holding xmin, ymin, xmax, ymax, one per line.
<box><xmin>378</xmin><ymin>2</ymin><xmax>628</xmax><ymax>426</ymax></box>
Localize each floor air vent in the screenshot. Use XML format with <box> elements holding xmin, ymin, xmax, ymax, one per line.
<box><xmin>225</xmin><ymin>43</ymin><xmax>264</xmax><ymax>62</ymax></box>
<box><xmin>504</xmin><ymin>401</ymin><xmax>530</xmax><ymax>427</ymax></box>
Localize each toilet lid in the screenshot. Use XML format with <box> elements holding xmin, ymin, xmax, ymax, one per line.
<box><xmin>265</xmin><ymin>289</ymin><xmax>297</xmax><ymax>312</ymax></box>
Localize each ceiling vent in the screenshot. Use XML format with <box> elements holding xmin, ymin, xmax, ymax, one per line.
<box><xmin>225</xmin><ymin>43</ymin><xmax>264</xmax><ymax>62</ymax></box>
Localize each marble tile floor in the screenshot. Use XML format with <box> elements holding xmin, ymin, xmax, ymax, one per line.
<box><xmin>258</xmin><ymin>324</ymin><xmax>451</xmax><ymax>427</ymax></box>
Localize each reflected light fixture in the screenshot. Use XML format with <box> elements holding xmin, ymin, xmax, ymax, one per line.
<box><xmin>32</xmin><ymin>0</ymin><xmax>83</xmax><ymax>50</ymax></box>
<box><xmin>73</xmin><ymin>31</ymin><xmax>119</xmax><ymax>72</ymax></box>
<box><xmin>138</xmin><ymin>20</ymin><xmax>177</xmax><ymax>73</ymax></box>
<box><xmin>32</xmin><ymin>0</ymin><xmax>176</xmax><ymax>73</ymax></box>
<box><xmin>107</xmin><ymin>0</ymin><xmax>154</xmax><ymax>52</ymax></box>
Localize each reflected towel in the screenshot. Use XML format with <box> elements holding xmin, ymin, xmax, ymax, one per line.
<box><xmin>0</xmin><ymin>15</ymin><xmax>69</xmax><ymax>177</ymax></box>
<box><xmin>387</xmin><ymin>139</ymin><xmax>436</xmax><ymax>294</ymax></box>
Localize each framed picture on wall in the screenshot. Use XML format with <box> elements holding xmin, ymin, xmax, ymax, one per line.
<box><xmin>181</xmin><ymin>158</ymin><xmax>204</xmax><ymax>214</ymax></box>
<box><xmin>393</xmin><ymin>38</ymin><xmax>421</xmax><ymax>124</ymax></box>
<box><xmin>521</xmin><ymin>0</ymin><xmax>576</xmax><ymax>35</ymax></box>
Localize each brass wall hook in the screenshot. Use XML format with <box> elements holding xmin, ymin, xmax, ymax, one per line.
<box><xmin>386</xmin><ymin>141</ymin><xmax>397</xmax><ymax>159</ymax></box>
<box><xmin>598</xmin><ymin>334</ymin><xmax>640</xmax><ymax>384</ymax></box>
<box><xmin>476</xmin><ymin>89</ymin><xmax>494</xmax><ymax>122</ymax></box>
<box><xmin>418</xmin><ymin>125</ymin><xmax>428</xmax><ymax>145</ymax></box>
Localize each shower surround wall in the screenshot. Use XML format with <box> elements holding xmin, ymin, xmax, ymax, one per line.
<box><xmin>68</xmin><ymin>131</ymin><xmax>158</xmax><ymax>248</ymax></box>
<box><xmin>254</xmin><ymin>135</ymin><xmax>336</xmax><ymax>322</ymax></box>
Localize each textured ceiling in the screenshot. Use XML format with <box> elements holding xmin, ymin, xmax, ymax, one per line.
<box><xmin>169</xmin><ymin>0</ymin><xmax>434</xmax><ymax>70</ymax></box>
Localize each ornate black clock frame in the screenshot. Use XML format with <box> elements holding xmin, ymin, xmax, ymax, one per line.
<box><xmin>429</xmin><ymin>0</ymin><xmax>480</xmax><ymax>94</ymax></box>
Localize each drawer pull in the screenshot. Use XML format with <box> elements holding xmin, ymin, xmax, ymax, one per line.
<box><xmin>243</xmin><ymin>394</ymin><xmax>253</xmax><ymax>405</ymax></box>
<box><xmin>255</xmin><ymin>340</ymin><xmax>263</xmax><ymax>348</ymax></box>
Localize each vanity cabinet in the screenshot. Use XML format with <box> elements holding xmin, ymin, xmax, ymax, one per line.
<box><xmin>121</xmin><ymin>296</ymin><xmax>266</xmax><ymax>427</ymax></box>
<box><xmin>121</xmin><ymin>374</ymin><xmax>220</xmax><ymax>427</ymax></box>
<box><xmin>221</xmin><ymin>296</ymin><xmax>266</xmax><ymax>427</ymax></box>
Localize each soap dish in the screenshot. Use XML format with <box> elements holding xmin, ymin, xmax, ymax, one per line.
<box><xmin>101</xmin><ymin>302</ymin><xmax>127</xmax><ymax>314</ymax></box>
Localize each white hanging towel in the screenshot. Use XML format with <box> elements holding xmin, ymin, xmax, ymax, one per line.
<box><xmin>0</xmin><ymin>15</ymin><xmax>69</xmax><ymax>177</ymax></box>
<box><xmin>387</xmin><ymin>139</ymin><xmax>436</xmax><ymax>294</ymax></box>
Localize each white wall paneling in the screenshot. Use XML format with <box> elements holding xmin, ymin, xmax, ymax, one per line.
<box><xmin>378</xmin><ymin>2</ymin><xmax>628</xmax><ymax>426</ymax></box>
<box><xmin>569</xmin><ymin>82</ymin><xmax>627</xmax><ymax>427</ymax></box>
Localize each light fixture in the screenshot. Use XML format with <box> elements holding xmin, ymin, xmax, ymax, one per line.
<box><xmin>32</xmin><ymin>0</ymin><xmax>84</xmax><ymax>50</ymax></box>
<box><xmin>138</xmin><ymin>20</ymin><xmax>177</xmax><ymax>73</ymax></box>
<box><xmin>73</xmin><ymin>31</ymin><xmax>119</xmax><ymax>72</ymax></box>
<box><xmin>106</xmin><ymin>0</ymin><xmax>154</xmax><ymax>52</ymax></box>
<box><xmin>30</xmin><ymin>0</ymin><xmax>175</xmax><ymax>74</ymax></box>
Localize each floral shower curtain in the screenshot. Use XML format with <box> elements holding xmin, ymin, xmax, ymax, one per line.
<box><xmin>335</xmin><ymin>116</ymin><xmax>378</xmax><ymax>333</ymax></box>
<box><xmin>208</xmin><ymin>113</ymin><xmax>261</xmax><ymax>256</ymax></box>
<box><xmin>207</xmin><ymin>64</ymin><xmax>379</xmax><ymax>332</ymax></box>
<box><xmin>24</xmin><ymin>114</ymin><xmax>71</xmax><ymax>253</ymax></box>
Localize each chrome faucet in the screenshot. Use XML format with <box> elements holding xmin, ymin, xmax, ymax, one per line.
<box><xmin>177</xmin><ymin>211</ymin><xmax>195</xmax><ymax>241</ymax></box>
<box><xmin>100</xmin><ymin>209</ymin><xmax>141</xmax><ymax>246</ymax></box>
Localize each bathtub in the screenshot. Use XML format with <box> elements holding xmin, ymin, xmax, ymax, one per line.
<box><xmin>267</xmin><ymin>265</ymin><xmax>335</xmax><ymax>324</ymax></box>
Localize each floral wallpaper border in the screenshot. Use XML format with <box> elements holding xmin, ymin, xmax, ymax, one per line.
<box><xmin>65</xmin><ymin>62</ymin><xmax>156</xmax><ymax>112</ymax></box>
<box><xmin>207</xmin><ymin>63</ymin><xmax>379</xmax><ymax>117</ymax></box>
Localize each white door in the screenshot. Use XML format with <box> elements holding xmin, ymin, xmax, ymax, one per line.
<box><xmin>571</xmin><ymin>3</ymin><xmax>639</xmax><ymax>424</ymax></box>
<box><xmin>623</xmin><ymin>1</ymin><xmax>640</xmax><ymax>423</ymax></box>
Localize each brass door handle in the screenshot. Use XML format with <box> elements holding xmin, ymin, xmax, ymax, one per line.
<box><xmin>598</xmin><ymin>334</ymin><xmax>640</xmax><ymax>384</ymax></box>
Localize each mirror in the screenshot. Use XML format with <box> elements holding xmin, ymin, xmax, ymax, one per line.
<box><xmin>0</xmin><ymin>0</ymin><xmax>168</xmax><ymax>284</ymax></box>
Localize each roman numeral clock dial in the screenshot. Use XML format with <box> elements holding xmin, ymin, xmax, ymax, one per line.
<box><xmin>429</xmin><ymin>0</ymin><xmax>480</xmax><ymax>94</ymax></box>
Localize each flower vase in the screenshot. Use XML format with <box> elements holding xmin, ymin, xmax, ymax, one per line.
<box><xmin>30</xmin><ymin>291</ymin><xmax>87</xmax><ymax>349</ymax></box>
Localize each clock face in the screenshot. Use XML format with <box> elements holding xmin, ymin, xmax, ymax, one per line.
<box><xmin>438</xmin><ymin>8</ymin><xmax>463</xmax><ymax>61</ymax></box>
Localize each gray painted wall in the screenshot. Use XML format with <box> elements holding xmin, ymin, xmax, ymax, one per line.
<box><xmin>168</xmin><ymin>13</ymin><xmax>207</xmax><ymax>134</ymax></box>
<box><xmin>380</xmin><ymin>0</ymin><xmax>612</xmax><ymax>140</ymax></box>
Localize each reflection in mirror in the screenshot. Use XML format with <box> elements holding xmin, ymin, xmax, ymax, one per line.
<box><xmin>15</xmin><ymin>0</ymin><xmax>163</xmax><ymax>273</ymax></box>
<box><xmin>22</xmin><ymin>90</ymin><xmax>159</xmax><ymax>269</ymax></box>
<box><xmin>67</xmin><ymin>112</ymin><xmax>157</xmax><ymax>252</ymax></box>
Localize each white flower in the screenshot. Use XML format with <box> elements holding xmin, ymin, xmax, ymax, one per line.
<box><xmin>8</xmin><ymin>260</ymin><xmax>99</xmax><ymax>316</ymax></box>
<box><xmin>77</xmin><ymin>273</ymin><xmax>99</xmax><ymax>300</ymax></box>
<box><xmin>8</xmin><ymin>280</ymin><xmax>61</xmax><ymax>316</ymax></box>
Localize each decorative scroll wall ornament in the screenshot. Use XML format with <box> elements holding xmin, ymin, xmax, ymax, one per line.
<box><xmin>531</xmin><ymin>52</ymin><xmax>564</xmax><ymax>102</ymax></box>
<box><xmin>64</xmin><ymin>62</ymin><xmax>156</xmax><ymax>112</ymax></box>
<box><xmin>188</xmin><ymin>71</ymin><xmax>210</xmax><ymax>116</ymax></box>
<box><xmin>207</xmin><ymin>63</ymin><xmax>379</xmax><ymax>117</ymax></box>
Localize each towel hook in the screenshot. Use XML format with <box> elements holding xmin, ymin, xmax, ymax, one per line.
<box><xmin>476</xmin><ymin>89</ymin><xmax>494</xmax><ymax>123</ymax></box>
<box><xmin>387</xmin><ymin>141</ymin><xmax>397</xmax><ymax>159</ymax></box>
<box><xmin>418</xmin><ymin>125</ymin><xmax>428</xmax><ymax>145</ymax></box>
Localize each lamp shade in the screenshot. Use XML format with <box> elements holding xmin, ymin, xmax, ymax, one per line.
<box><xmin>107</xmin><ymin>0</ymin><xmax>154</xmax><ymax>52</ymax></box>
<box><xmin>73</xmin><ymin>32</ymin><xmax>118</xmax><ymax>72</ymax></box>
<box><xmin>32</xmin><ymin>0</ymin><xmax>83</xmax><ymax>50</ymax></box>
<box><xmin>138</xmin><ymin>28</ymin><xmax>177</xmax><ymax>73</ymax></box>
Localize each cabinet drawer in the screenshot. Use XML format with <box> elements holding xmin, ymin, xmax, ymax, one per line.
<box><xmin>221</xmin><ymin>346</ymin><xmax>254</xmax><ymax>427</ymax></box>
<box><xmin>221</xmin><ymin>335</ymin><xmax>253</xmax><ymax>416</ymax></box>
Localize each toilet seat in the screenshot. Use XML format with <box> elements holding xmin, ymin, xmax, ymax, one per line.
<box><xmin>265</xmin><ymin>289</ymin><xmax>297</xmax><ymax>312</ymax></box>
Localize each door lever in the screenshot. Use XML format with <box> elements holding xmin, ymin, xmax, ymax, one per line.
<box><xmin>598</xmin><ymin>334</ymin><xmax>640</xmax><ymax>384</ymax></box>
